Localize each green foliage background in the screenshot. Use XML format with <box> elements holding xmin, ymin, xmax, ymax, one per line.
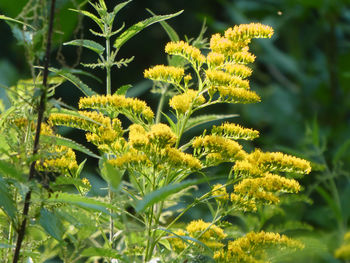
<box><xmin>0</xmin><ymin>0</ymin><xmax>349</xmax><ymax>262</ymax></box>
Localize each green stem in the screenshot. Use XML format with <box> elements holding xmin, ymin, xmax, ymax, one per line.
<box><xmin>106</xmin><ymin>36</ymin><xmax>112</xmax><ymax>95</ymax></box>
<box><xmin>109</xmin><ymin>190</ymin><xmax>114</xmax><ymax>248</ymax></box>
<box><xmin>155</xmin><ymin>86</ymin><xmax>168</xmax><ymax>124</ymax></box>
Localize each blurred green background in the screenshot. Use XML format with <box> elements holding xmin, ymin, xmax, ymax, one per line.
<box><xmin>1</xmin><ymin>0</ymin><xmax>350</xmax><ymax>262</ymax></box>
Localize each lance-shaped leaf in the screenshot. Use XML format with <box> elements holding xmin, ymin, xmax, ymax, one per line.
<box><xmin>114</xmin><ymin>10</ymin><xmax>183</xmax><ymax>50</ymax></box>
<box><xmin>0</xmin><ymin>14</ymin><xmax>36</xmax><ymax>30</ymax></box>
<box><xmin>64</xmin><ymin>39</ymin><xmax>105</xmax><ymax>55</ymax></box>
<box><xmin>135</xmin><ymin>177</ymin><xmax>219</xmax><ymax>212</ymax></box>
<box><xmin>69</xmin><ymin>9</ymin><xmax>104</xmax><ymax>31</ymax></box>
<box><xmin>0</xmin><ymin>159</ymin><xmax>23</xmax><ymax>182</ymax></box>
<box><xmin>146</xmin><ymin>9</ymin><xmax>179</xmax><ymax>42</ymax></box>
<box><xmin>0</xmin><ymin>177</ymin><xmax>17</xmax><ymax>219</ymax></box>
<box><xmin>184</xmin><ymin>114</ymin><xmax>238</xmax><ymax>133</ymax></box>
<box><xmin>112</xmin><ymin>0</ymin><xmax>132</xmax><ymax>17</ymax></box>
<box><xmin>115</xmin><ymin>84</ymin><xmax>132</xmax><ymax>95</ymax></box>
<box><xmin>39</xmin><ymin>208</ymin><xmax>65</xmax><ymax>241</ymax></box>
<box><xmin>40</xmin><ymin>135</ymin><xmax>101</xmax><ymax>159</ymax></box>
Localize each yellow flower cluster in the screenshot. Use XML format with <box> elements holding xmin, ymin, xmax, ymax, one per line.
<box><xmin>233</xmin><ymin>160</ymin><xmax>263</xmax><ymax>178</ymax></box>
<box><xmin>225</xmin><ymin>64</ymin><xmax>253</xmax><ymax>79</ymax></box>
<box><xmin>224</xmin><ymin>23</ymin><xmax>274</xmax><ymax>42</ymax></box>
<box><xmin>207</xmin><ymin>52</ymin><xmax>225</xmax><ymax>68</ymax></box>
<box><xmin>249</xmin><ymin>149</ymin><xmax>312</xmax><ymax>175</ymax></box>
<box><xmin>206</xmin><ymin>69</ymin><xmax>249</xmax><ymax>89</ymax></box>
<box><xmin>335</xmin><ymin>232</ymin><xmax>350</xmax><ymax>260</ymax></box>
<box><xmin>79</xmin><ymin>95</ymin><xmax>154</xmax><ymax>122</ymax></box>
<box><xmin>163</xmin><ymin>147</ymin><xmax>202</xmax><ymax>170</ymax></box>
<box><xmin>233</xmin><ymin>173</ymin><xmax>301</xmax><ymax>205</ymax></box>
<box><xmin>212</xmin><ymin>122</ymin><xmax>259</xmax><ymax>140</ymax></box>
<box><xmin>210</xmin><ymin>33</ymin><xmax>249</xmax><ymax>57</ymax></box>
<box><xmin>212</xmin><ymin>184</ymin><xmax>229</xmax><ymax>202</ymax></box>
<box><xmin>128</xmin><ymin>124</ymin><xmax>148</xmax><ymax>149</ymax></box>
<box><xmin>210</xmin><ymin>86</ymin><xmax>261</xmax><ymax>104</ymax></box>
<box><xmin>108</xmin><ymin>149</ymin><xmax>151</xmax><ymax>168</ymax></box>
<box><xmin>144</xmin><ymin>65</ymin><xmax>185</xmax><ymax>84</ymax></box>
<box><xmin>169</xmin><ymin>89</ymin><xmax>205</xmax><ymax>114</ymax></box>
<box><xmin>192</xmin><ymin>135</ymin><xmax>244</xmax><ymax>161</ymax></box>
<box><xmin>214</xmin><ymin>231</ymin><xmax>303</xmax><ymax>263</ymax></box>
<box><xmin>165</xmin><ymin>40</ymin><xmax>206</xmax><ymax>65</ymax></box>
<box><xmin>148</xmin><ymin>123</ymin><xmax>177</xmax><ymax>148</ymax></box>
<box><xmin>232</xmin><ymin>51</ymin><xmax>256</xmax><ymax>64</ymax></box>
<box><xmin>38</xmin><ymin>146</ymin><xmax>78</xmax><ymax>175</ymax></box>
<box><xmin>169</xmin><ymin>229</ymin><xmax>187</xmax><ymax>251</ymax></box>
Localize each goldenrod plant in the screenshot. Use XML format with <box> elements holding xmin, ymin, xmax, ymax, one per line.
<box><xmin>0</xmin><ymin>1</ymin><xmax>313</xmax><ymax>262</ymax></box>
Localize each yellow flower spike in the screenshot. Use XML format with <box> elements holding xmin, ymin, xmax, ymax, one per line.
<box><xmin>232</xmin><ymin>51</ymin><xmax>256</xmax><ymax>64</ymax></box>
<box><xmin>224</xmin><ymin>23</ymin><xmax>274</xmax><ymax>42</ymax></box>
<box><xmin>212</xmin><ymin>86</ymin><xmax>261</xmax><ymax>104</ymax></box>
<box><xmin>186</xmin><ymin>219</ymin><xmax>227</xmax><ymax>241</ymax></box>
<box><xmin>212</xmin><ymin>184</ymin><xmax>229</xmax><ymax>202</ymax></box>
<box><xmin>165</xmin><ymin>41</ymin><xmax>206</xmax><ymax>66</ymax></box>
<box><xmin>249</xmin><ymin>149</ymin><xmax>312</xmax><ymax>175</ymax></box>
<box><xmin>206</xmin><ymin>69</ymin><xmax>249</xmax><ymax>89</ymax></box>
<box><xmin>210</xmin><ymin>33</ymin><xmax>250</xmax><ymax>56</ymax></box>
<box><xmin>212</xmin><ymin>122</ymin><xmax>259</xmax><ymax>140</ymax></box>
<box><xmin>147</xmin><ymin>123</ymin><xmax>177</xmax><ymax>147</ymax></box>
<box><xmin>207</xmin><ymin>52</ymin><xmax>225</xmax><ymax>68</ymax></box>
<box><xmin>232</xmin><ymin>160</ymin><xmax>263</xmax><ymax>178</ymax></box>
<box><xmin>230</xmin><ymin>193</ymin><xmax>257</xmax><ymax>212</ymax></box>
<box><xmin>184</xmin><ymin>74</ymin><xmax>192</xmax><ymax>86</ymax></box>
<box><xmin>128</xmin><ymin>124</ymin><xmax>149</xmax><ymax>149</ymax></box>
<box><xmin>225</xmin><ymin>64</ymin><xmax>253</xmax><ymax>79</ymax></box>
<box><xmin>163</xmin><ymin>147</ymin><xmax>202</xmax><ymax>170</ymax></box>
<box><xmin>108</xmin><ymin>149</ymin><xmax>151</xmax><ymax>168</ymax></box>
<box><xmin>144</xmin><ymin>65</ymin><xmax>185</xmax><ymax>84</ymax></box>
<box><xmin>169</xmin><ymin>89</ymin><xmax>205</xmax><ymax>114</ymax></box>
<box><xmin>192</xmin><ymin>135</ymin><xmax>243</xmax><ymax>160</ymax></box>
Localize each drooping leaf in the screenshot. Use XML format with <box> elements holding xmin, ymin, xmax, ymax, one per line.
<box><xmin>39</xmin><ymin>208</ymin><xmax>65</xmax><ymax>241</ymax></box>
<box><xmin>65</xmin><ymin>68</ymin><xmax>102</xmax><ymax>83</ymax></box>
<box><xmin>40</xmin><ymin>135</ymin><xmax>101</xmax><ymax>159</ymax></box>
<box><xmin>64</xmin><ymin>39</ymin><xmax>105</xmax><ymax>55</ymax></box>
<box><xmin>82</xmin><ymin>247</ymin><xmax>122</xmax><ymax>258</ymax></box>
<box><xmin>114</xmin><ymin>10</ymin><xmax>183</xmax><ymax>50</ymax></box>
<box><xmin>135</xmin><ymin>177</ymin><xmax>218</xmax><ymax>212</ymax></box>
<box><xmin>115</xmin><ymin>84</ymin><xmax>132</xmax><ymax>95</ymax></box>
<box><xmin>100</xmin><ymin>159</ymin><xmax>124</xmax><ymax>192</ymax></box>
<box><xmin>146</xmin><ymin>9</ymin><xmax>179</xmax><ymax>42</ymax></box>
<box><xmin>0</xmin><ymin>177</ymin><xmax>17</xmax><ymax>219</ymax></box>
<box><xmin>44</xmin><ymin>67</ymin><xmax>96</xmax><ymax>96</ymax></box>
<box><xmin>47</xmin><ymin>192</ymin><xmax>118</xmax><ymax>215</ymax></box>
<box><xmin>184</xmin><ymin>114</ymin><xmax>238</xmax><ymax>133</ymax></box>
<box><xmin>69</xmin><ymin>9</ymin><xmax>103</xmax><ymax>30</ymax></box>
<box><xmin>0</xmin><ymin>14</ymin><xmax>35</xmax><ymax>30</ymax></box>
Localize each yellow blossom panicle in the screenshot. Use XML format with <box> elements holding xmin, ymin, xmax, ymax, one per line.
<box><xmin>192</xmin><ymin>135</ymin><xmax>244</xmax><ymax>161</ymax></box>
<box><xmin>232</xmin><ymin>51</ymin><xmax>256</xmax><ymax>64</ymax></box>
<box><xmin>108</xmin><ymin>149</ymin><xmax>151</xmax><ymax>168</ymax></box>
<box><xmin>230</xmin><ymin>193</ymin><xmax>258</xmax><ymax>212</ymax></box>
<box><xmin>206</xmin><ymin>69</ymin><xmax>250</xmax><ymax>89</ymax></box>
<box><xmin>335</xmin><ymin>231</ymin><xmax>350</xmax><ymax>260</ymax></box>
<box><xmin>212</xmin><ymin>122</ymin><xmax>259</xmax><ymax>140</ymax></box>
<box><xmin>210</xmin><ymin>33</ymin><xmax>250</xmax><ymax>57</ymax></box>
<box><xmin>144</xmin><ymin>65</ymin><xmax>185</xmax><ymax>84</ymax></box>
<box><xmin>207</xmin><ymin>52</ymin><xmax>225</xmax><ymax>68</ymax></box>
<box><xmin>165</xmin><ymin>41</ymin><xmax>206</xmax><ymax>66</ymax></box>
<box><xmin>78</xmin><ymin>95</ymin><xmax>154</xmax><ymax>123</ymax></box>
<box><xmin>212</xmin><ymin>184</ymin><xmax>229</xmax><ymax>202</ymax></box>
<box><xmin>249</xmin><ymin>149</ymin><xmax>312</xmax><ymax>175</ymax></box>
<box><xmin>128</xmin><ymin>124</ymin><xmax>149</xmax><ymax>149</ymax></box>
<box><xmin>210</xmin><ymin>86</ymin><xmax>261</xmax><ymax>104</ymax></box>
<box><xmin>38</xmin><ymin>146</ymin><xmax>78</xmax><ymax>175</ymax></box>
<box><xmin>169</xmin><ymin>229</ymin><xmax>187</xmax><ymax>251</ymax></box>
<box><xmin>224</xmin><ymin>23</ymin><xmax>274</xmax><ymax>42</ymax></box>
<box><xmin>225</xmin><ymin>64</ymin><xmax>253</xmax><ymax>79</ymax></box>
<box><xmin>163</xmin><ymin>147</ymin><xmax>202</xmax><ymax>170</ymax></box>
<box><xmin>214</xmin><ymin>231</ymin><xmax>303</xmax><ymax>263</ymax></box>
<box><xmin>232</xmin><ymin>160</ymin><xmax>263</xmax><ymax>178</ymax></box>
<box><xmin>169</xmin><ymin>89</ymin><xmax>206</xmax><ymax>114</ymax></box>
<box><xmin>233</xmin><ymin>173</ymin><xmax>301</xmax><ymax>205</ymax></box>
<box><xmin>147</xmin><ymin>123</ymin><xmax>177</xmax><ymax>148</ymax></box>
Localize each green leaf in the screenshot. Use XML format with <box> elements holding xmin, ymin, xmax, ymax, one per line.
<box><xmin>100</xmin><ymin>159</ymin><xmax>124</xmax><ymax>192</ymax></box>
<box><xmin>0</xmin><ymin>159</ymin><xmax>23</xmax><ymax>182</ymax></box>
<box><xmin>115</xmin><ymin>84</ymin><xmax>132</xmax><ymax>95</ymax></box>
<box><xmin>0</xmin><ymin>243</ymin><xmax>14</xmax><ymax>248</ymax></box>
<box><xmin>112</xmin><ymin>0</ymin><xmax>132</xmax><ymax>17</ymax></box>
<box><xmin>146</xmin><ymin>9</ymin><xmax>179</xmax><ymax>42</ymax></box>
<box><xmin>114</xmin><ymin>10</ymin><xmax>183</xmax><ymax>50</ymax></box>
<box><xmin>184</xmin><ymin>114</ymin><xmax>238</xmax><ymax>133</ymax></box>
<box><xmin>66</xmin><ymin>68</ymin><xmax>102</xmax><ymax>83</ymax></box>
<box><xmin>69</xmin><ymin>9</ymin><xmax>103</xmax><ymax>30</ymax></box>
<box><xmin>135</xmin><ymin>177</ymin><xmax>215</xmax><ymax>212</ymax></box>
<box><xmin>0</xmin><ymin>14</ymin><xmax>35</xmax><ymax>30</ymax></box>
<box><xmin>0</xmin><ymin>177</ymin><xmax>17</xmax><ymax>219</ymax></box>
<box><xmin>76</xmin><ymin>159</ymin><xmax>87</xmax><ymax>178</ymax></box>
<box><xmin>333</xmin><ymin>138</ymin><xmax>350</xmax><ymax>164</ymax></box>
<box><xmin>40</xmin><ymin>135</ymin><xmax>101</xmax><ymax>159</ymax></box>
<box><xmin>45</xmin><ymin>67</ymin><xmax>96</xmax><ymax>96</ymax></box>
<box><xmin>64</xmin><ymin>39</ymin><xmax>105</xmax><ymax>55</ymax></box>
<box><xmin>39</xmin><ymin>208</ymin><xmax>65</xmax><ymax>241</ymax></box>
<box><xmin>47</xmin><ymin>192</ymin><xmax>118</xmax><ymax>215</ymax></box>
<box><xmin>0</xmin><ymin>106</ymin><xmax>16</xmax><ymax>129</ymax></box>
<box><xmin>162</xmin><ymin>112</ymin><xmax>176</xmax><ymax>131</ymax></box>
<box><xmin>53</xmin><ymin>176</ymin><xmax>86</xmax><ymax>188</ymax></box>
<box><xmin>82</xmin><ymin>247</ymin><xmax>121</xmax><ymax>258</ymax></box>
